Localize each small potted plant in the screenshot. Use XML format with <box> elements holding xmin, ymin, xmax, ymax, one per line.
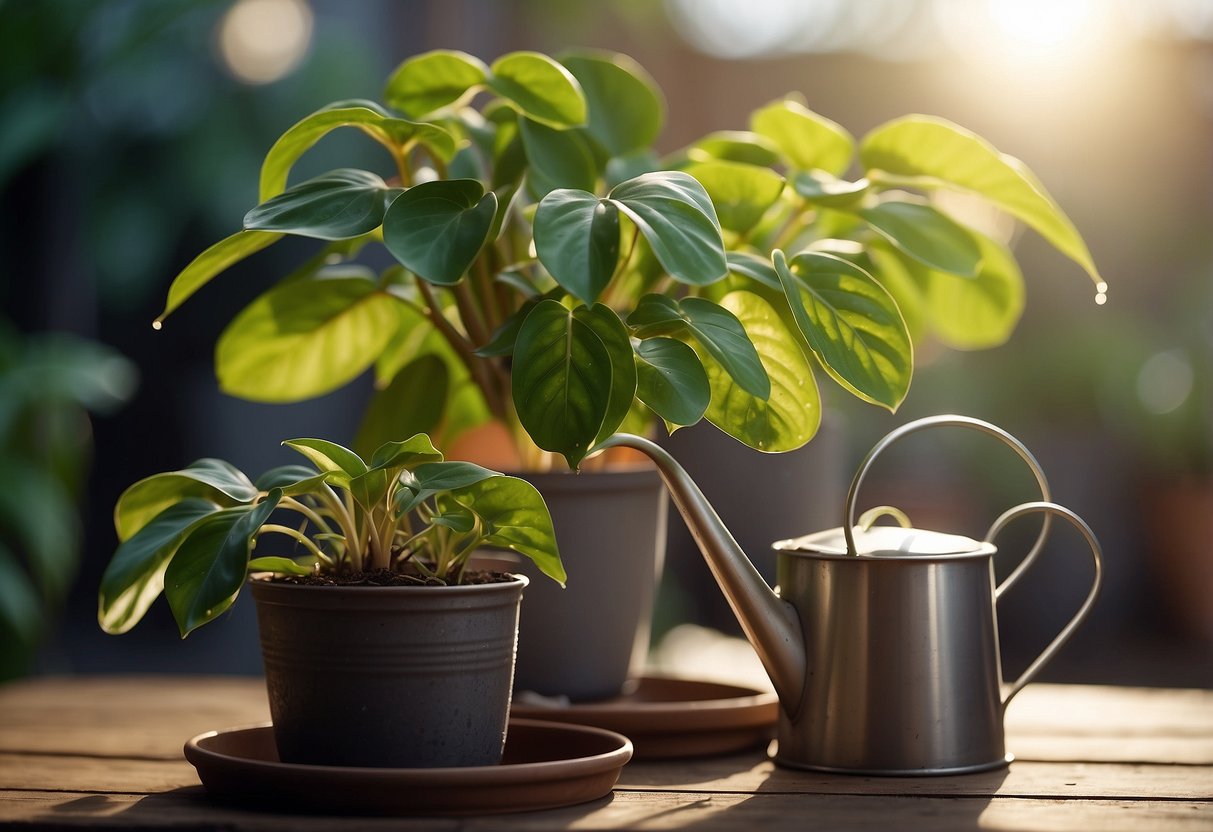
<box><xmin>147</xmin><ymin>48</ymin><xmax>1101</xmax><ymax>698</ymax></box>
<box><xmin>98</xmin><ymin>432</ymin><xmax>563</xmax><ymax>768</ymax></box>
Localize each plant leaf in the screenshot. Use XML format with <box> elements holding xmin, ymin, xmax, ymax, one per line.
<box><xmin>247</xmin><ymin>556</ymin><xmax>314</xmax><ymax>576</ymax></box>
<box><xmin>114</xmin><ymin>459</ymin><xmax>257</xmax><ymax>542</ymax></box>
<box><xmin>382</xmin><ymin>179</ymin><xmax>497</xmax><ymax>285</ymax></box>
<box><xmin>216</xmin><ymin>275</ymin><xmax>402</xmax><ymax>402</ymax></box>
<box><xmin>518</xmin><ymin>117</ymin><xmax>599</xmax><ymax>194</ymax></box>
<box><xmin>453</xmin><ymin>476</ymin><xmax>565</xmax><ymax>585</ymax></box>
<box><xmin>488</xmin><ymin>51</ymin><xmax>586</xmax><ymax>129</ymax></box>
<box><xmin>699</xmin><ymin>291</ymin><xmax>821</xmax><ymax>452</ymax></box>
<box><xmin>915</xmin><ymin>230</ymin><xmax>1025</xmax><ymax>349</ymax></box>
<box><xmin>750</xmin><ymin>99</ymin><xmax>854</xmax><ymax>176</ymax></box>
<box><xmin>253</xmin><ymin>465</ymin><xmax>332</xmax><ymax>497</ymax></box>
<box><xmin>384</xmin><ymin>50</ymin><xmax>489</xmax><ymax>117</ymax></box>
<box><xmin>634</xmin><ymin>337</ymin><xmax>710</xmax><ymax>427</ymax></box>
<box><xmin>164</xmin><ymin>494</ymin><xmax>281</xmax><ymax>637</ymax></box>
<box><xmin>259</xmin><ymin>101</ymin><xmax>457</xmax><ymax>201</ymax></box>
<box><xmin>560</xmin><ymin>51</ymin><xmax>663</xmax><ymax>156</ymax></box>
<box><xmin>608</xmin><ymin>171</ymin><xmax>727</xmax><ymax>285</ymax></box>
<box><xmin>683</xmin><ymin>160</ymin><xmax>785</xmax><ymax>235</ymax></box>
<box><xmin>511</xmin><ymin>299</ymin><xmax>612</xmax><ymax>469</ymax></box>
<box><xmin>533</xmin><ymin>189</ymin><xmax>620</xmax><ymax>305</ymax></box>
<box><xmin>396</xmin><ymin>460</ymin><xmax>500</xmax><ymax>514</ymax></box>
<box><xmin>573</xmin><ymin>304</ymin><xmax>637</xmax><ymax>445</ymax></box>
<box><xmin>628</xmin><ymin>294</ymin><xmax>770</xmax><ymax>399</ymax></box>
<box><xmin>243</xmin><ymin>169</ymin><xmax>394</xmax><ymax>241</ymax></box>
<box><xmin>860</xmin><ymin>115</ymin><xmax>1102</xmax><ymax>285</ymax></box>
<box><xmin>776</xmin><ymin>249</ymin><xmax>912</xmax><ymax>410</ymax></box>
<box><xmin>792</xmin><ymin>171</ymin><xmax>870</xmax><ymax>208</ymax></box>
<box><xmin>857</xmin><ymin>200</ymin><xmax>982</xmax><ymax>276</ymax></box>
<box><xmin>155</xmin><ymin>230</ymin><xmax>282</xmax><ymax>325</ymax></box>
<box><xmin>369</xmin><ymin>433</ymin><xmax>443</xmax><ymax>470</ymax></box>
<box><xmin>0</xmin><ymin>543</ymin><xmax>42</xmax><ymax>645</ymax></box>
<box><xmin>725</xmin><ymin>250</ymin><xmax>781</xmax><ymax>291</ymax></box>
<box><xmin>284</xmin><ymin>438</ymin><xmax>368</xmax><ymax>488</ymax></box>
<box><xmin>355</xmin><ymin>354</ymin><xmax>449</xmax><ymax>459</ymax></box>
<box><xmin>98</xmin><ymin>499</ymin><xmax>221</xmax><ymax>635</ymax></box>
<box><xmin>684</xmin><ymin>130</ymin><xmax>782</xmax><ymax>167</ymax></box>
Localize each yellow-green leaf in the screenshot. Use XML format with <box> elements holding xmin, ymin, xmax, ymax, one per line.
<box><xmin>750</xmin><ymin>99</ymin><xmax>854</xmax><ymax>176</ymax></box>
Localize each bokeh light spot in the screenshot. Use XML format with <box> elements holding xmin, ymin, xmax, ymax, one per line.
<box><xmin>217</xmin><ymin>0</ymin><xmax>314</xmax><ymax>85</ymax></box>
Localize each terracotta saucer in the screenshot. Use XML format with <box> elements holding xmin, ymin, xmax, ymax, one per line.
<box><xmin>511</xmin><ymin>676</ymin><xmax>779</xmax><ymax>759</ymax></box>
<box><xmin>184</xmin><ymin>718</ymin><xmax>632</xmax><ymax>816</ymax></box>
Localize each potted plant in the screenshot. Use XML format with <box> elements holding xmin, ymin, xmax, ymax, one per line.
<box><xmin>97</xmin><ymin>432</ymin><xmax>563</xmax><ymax>768</ymax></box>
<box><xmin>147</xmin><ymin>49</ymin><xmax>1101</xmax><ymax>698</ymax></box>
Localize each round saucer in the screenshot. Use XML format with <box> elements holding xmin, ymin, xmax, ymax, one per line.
<box><xmin>511</xmin><ymin>676</ymin><xmax>779</xmax><ymax>759</ymax></box>
<box><xmin>184</xmin><ymin>718</ymin><xmax>632</xmax><ymax>816</ymax></box>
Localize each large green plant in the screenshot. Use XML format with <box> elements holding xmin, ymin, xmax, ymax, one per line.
<box><xmin>99</xmin><ymin>433</ymin><xmax>564</xmax><ymax>638</ymax></box>
<box><xmin>153</xmin><ymin>49</ymin><xmax>1101</xmax><ymax>470</ymax></box>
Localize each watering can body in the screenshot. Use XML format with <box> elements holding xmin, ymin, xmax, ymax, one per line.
<box><xmin>601</xmin><ymin>416</ymin><xmax>1102</xmax><ymax>775</ymax></box>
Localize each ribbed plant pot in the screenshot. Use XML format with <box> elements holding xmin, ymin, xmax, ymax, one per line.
<box><xmin>504</xmin><ymin>467</ymin><xmax>667</xmax><ymax>702</ymax></box>
<box><xmin>250</xmin><ymin>575</ymin><xmax>528</xmax><ymax>768</ymax></box>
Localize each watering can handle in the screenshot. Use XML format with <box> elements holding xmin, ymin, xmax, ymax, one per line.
<box><xmin>844</xmin><ymin>415</ymin><xmax>1051</xmax><ymax>588</ymax></box>
<box><xmin>985</xmin><ymin>501</ymin><xmax>1103</xmax><ymax>707</ymax></box>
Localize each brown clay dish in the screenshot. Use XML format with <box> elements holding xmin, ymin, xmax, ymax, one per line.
<box><xmin>184</xmin><ymin>718</ymin><xmax>632</xmax><ymax>816</ymax></box>
<box><xmin>511</xmin><ymin>676</ymin><xmax>779</xmax><ymax>759</ymax></box>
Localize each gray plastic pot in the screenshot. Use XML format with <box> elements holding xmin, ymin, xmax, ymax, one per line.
<box><xmin>250</xmin><ymin>575</ymin><xmax>528</xmax><ymax>768</ymax></box>
<box><xmin>504</xmin><ymin>467</ymin><xmax>667</xmax><ymax>702</ymax></box>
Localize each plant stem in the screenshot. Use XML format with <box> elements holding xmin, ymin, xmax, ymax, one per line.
<box><xmin>280</xmin><ymin>496</ymin><xmax>334</xmax><ymax>536</ymax></box>
<box><xmin>258</xmin><ymin>525</ymin><xmax>330</xmax><ymax>563</ymax></box>
<box><xmin>417</xmin><ymin>279</ymin><xmax>508</xmax><ymax>420</ymax></box>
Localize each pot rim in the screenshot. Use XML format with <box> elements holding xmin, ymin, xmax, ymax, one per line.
<box><xmin>248</xmin><ymin>572</ymin><xmax>530</xmax><ymax>593</ymax></box>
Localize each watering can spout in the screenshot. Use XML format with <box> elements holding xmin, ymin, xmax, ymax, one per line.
<box><xmin>598</xmin><ymin>434</ymin><xmax>805</xmax><ymax>710</ymax></box>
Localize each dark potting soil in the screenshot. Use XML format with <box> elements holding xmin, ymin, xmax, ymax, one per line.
<box><xmin>274</xmin><ymin>567</ymin><xmax>516</xmax><ymax>588</ymax></box>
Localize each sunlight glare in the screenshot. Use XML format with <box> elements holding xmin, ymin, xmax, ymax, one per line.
<box><xmin>217</xmin><ymin>0</ymin><xmax>314</xmax><ymax>85</ymax></box>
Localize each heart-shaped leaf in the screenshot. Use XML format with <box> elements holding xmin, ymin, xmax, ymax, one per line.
<box><xmin>164</xmin><ymin>493</ymin><xmax>281</xmax><ymax>637</ymax></box>
<box><xmin>634</xmin><ymin>337</ymin><xmax>710</xmax><ymax>427</ymax></box>
<box><xmin>99</xmin><ymin>499</ymin><xmax>220</xmax><ymax>635</ymax></box>
<box><xmin>382</xmin><ymin>179</ymin><xmax>497</xmax><ymax>285</ymax></box>
<box><xmin>244</xmin><ymin>169</ymin><xmax>394</xmax><ymax>241</ymax></box>
<box><xmin>750</xmin><ymin>99</ymin><xmax>854</xmax><ymax>176</ymax></box>
<box><xmin>284</xmin><ymin>438</ymin><xmax>368</xmax><ymax>484</ymax></box>
<box><xmin>519</xmin><ymin>117</ymin><xmax>599</xmax><ymax>194</ymax></box>
<box><xmin>560</xmin><ymin>51</ymin><xmax>663</xmax><ymax>156</ymax></box>
<box><xmin>114</xmin><ymin>459</ymin><xmax>258</xmax><ymax>542</ymax></box>
<box><xmin>259</xmin><ymin>101</ymin><xmax>456</xmax><ymax>200</ymax></box>
<box><xmin>775</xmin><ymin>249</ymin><xmax>912</xmax><ymax>410</ymax></box>
<box><xmin>858</xmin><ymin>201</ymin><xmax>982</xmax><ymax>276</ymax></box>
<box><xmin>488</xmin><ymin>51</ymin><xmax>586</xmax><ymax>129</ymax></box>
<box><xmin>533</xmin><ymin>189</ymin><xmax>620</xmax><ymax>304</ymax></box>
<box><xmin>699</xmin><ymin>291</ymin><xmax>821</xmax><ymax>452</ymax></box>
<box><xmin>608</xmin><ymin>172</ymin><xmax>727</xmax><ymax>285</ymax></box>
<box><xmin>628</xmin><ymin>294</ymin><xmax>770</xmax><ymax>399</ymax></box>
<box><xmin>573</xmin><ymin>304</ymin><xmax>637</xmax><ymax>445</ymax></box>
<box><xmin>511</xmin><ymin>299</ymin><xmax>612</xmax><ymax>469</ymax></box>
<box><xmin>155</xmin><ymin>230</ymin><xmax>282</xmax><ymax>326</ymax></box>
<box><xmin>216</xmin><ymin>274</ymin><xmax>402</xmax><ymax>402</ymax></box>
<box><xmin>396</xmin><ymin>460</ymin><xmax>500</xmax><ymax>514</ymax></box>
<box><xmin>684</xmin><ymin>160</ymin><xmax>785</xmax><ymax>235</ymax></box>
<box><xmin>451</xmin><ymin>475</ymin><xmax>565</xmax><ymax>585</ymax></box>
<box><xmin>860</xmin><ymin>115</ymin><xmax>1102</xmax><ymax>286</ymax></box>
<box><xmin>384</xmin><ymin>50</ymin><xmax>489</xmax><ymax>117</ymax></box>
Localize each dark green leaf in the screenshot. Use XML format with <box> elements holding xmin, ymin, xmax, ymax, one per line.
<box><xmin>776</xmin><ymin>249</ymin><xmax>912</xmax><ymax>410</ymax></box>
<box><xmin>384</xmin><ymin>50</ymin><xmax>489</xmax><ymax>117</ymax></box>
<box><xmin>396</xmin><ymin>461</ymin><xmax>500</xmax><ymax>514</ymax></box>
<box><xmin>284</xmin><ymin>438</ymin><xmax>368</xmax><ymax>483</ymax></box>
<box><xmin>560</xmin><ymin>52</ymin><xmax>663</xmax><ymax>156</ymax></box>
<box><xmin>533</xmin><ymin>189</ymin><xmax>620</xmax><ymax>304</ymax></box>
<box><xmin>858</xmin><ymin>201</ymin><xmax>982</xmax><ymax>276</ymax></box>
<box><xmin>254</xmin><ymin>465</ymin><xmax>321</xmax><ymax>491</ymax></box>
<box><xmin>751</xmin><ymin>100</ymin><xmax>853</xmax><ymax>175</ymax></box>
<box><xmin>155</xmin><ymin>230</ymin><xmax>282</xmax><ymax>325</ymax></box>
<box><xmin>369</xmin><ymin>433</ymin><xmax>443</xmax><ymax>470</ymax></box>
<box><xmin>518</xmin><ymin>118</ymin><xmax>598</xmax><ymax>195</ymax></box>
<box><xmin>511</xmin><ymin>299</ymin><xmax>612</xmax><ymax>469</ymax></box>
<box><xmin>114</xmin><ymin>459</ymin><xmax>257</xmax><ymax>542</ymax></box>
<box><xmin>608</xmin><ymin>172</ymin><xmax>727</xmax><ymax>285</ymax></box>
<box><xmin>452</xmin><ymin>476</ymin><xmax>565</xmax><ymax>585</ymax></box>
<box><xmin>488</xmin><ymin>51</ymin><xmax>586</xmax><ymax>129</ymax></box>
<box><xmin>634</xmin><ymin>337</ymin><xmax>710</xmax><ymax>427</ymax></box>
<box><xmin>431</xmin><ymin>510</ymin><xmax>475</xmax><ymax>533</ymax></box>
<box><xmin>244</xmin><ymin>169</ymin><xmax>393</xmax><ymax>241</ymax></box>
<box><xmin>573</xmin><ymin>304</ymin><xmax>637</xmax><ymax>444</ymax></box>
<box><xmin>216</xmin><ymin>275</ymin><xmax>402</xmax><ymax>402</ymax></box>
<box><xmin>860</xmin><ymin>115</ymin><xmax>1102</xmax><ymax>285</ymax></box>
<box><xmin>259</xmin><ymin>101</ymin><xmax>456</xmax><ymax>200</ymax></box>
<box><xmin>725</xmin><ymin>250</ymin><xmax>781</xmax><ymax>290</ymax></box>
<box><xmin>98</xmin><ymin>499</ymin><xmax>221</xmax><ymax>635</ymax></box>
<box><xmin>382</xmin><ymin>179</ymin><xmax>497</xmax><ymax>285</ymax></box>
<box><xmin>164</xmin><ymin>494</ymin><xmax>281</xmax><ymax>637</ymax></box>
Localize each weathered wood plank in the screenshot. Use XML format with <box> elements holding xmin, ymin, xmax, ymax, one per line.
<box><xmin>0</xmin><ymin>754</ymin><xmax>200</xmax><ymax>793</ymax></box>
<box><xmin>620</xmin><ymin>757</ymin><xmax>1213</xmax><ymax>800</ymax></box>
<box><xmin>1</xmin><ymin>789</ymin><xmax>1209</xmax><ymax>831</ymax></box>
<box><xmin>1007</xmin><ymin>684</ymin><xmax>1213</xmax><ymax>735</ymax></box>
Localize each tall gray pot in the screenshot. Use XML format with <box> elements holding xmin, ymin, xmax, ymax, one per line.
<box><xmin>251</xmin><ymin>575</ymin><xmax>527</xmax><ymax>768</ymax></box>
<box><xmin>507</xmin><ymin>468</ymin><xmax>667</xmax><ymax>702</ymax></box>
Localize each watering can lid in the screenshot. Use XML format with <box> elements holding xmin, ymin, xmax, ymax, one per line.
<box><xmin>773</xmin><ymin>524</ymin><xmax>996</xmax><ymax>559</ymax></box>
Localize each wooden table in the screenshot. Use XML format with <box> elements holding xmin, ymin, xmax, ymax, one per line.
<box><xmin>1</xmin><ymin>676</ymin><xmax>1210</xmax><ymax>830</ymax></box>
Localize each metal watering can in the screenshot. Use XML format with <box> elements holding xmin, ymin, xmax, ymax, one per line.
<box><xmin>602</xmin><ymin>415</ymin><xmax>1102</xmax><ymax>775</ymax></box>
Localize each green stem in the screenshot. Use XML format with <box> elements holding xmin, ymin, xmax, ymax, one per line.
<box><xmin>258</xmin><ymin>525</ymin><xmax>330</xmax><ymax>564</ymax></box>
<box><xmin>280</xmin><ymin>497</ymin><xmax>334</xmax><ymax>536</ymax></box>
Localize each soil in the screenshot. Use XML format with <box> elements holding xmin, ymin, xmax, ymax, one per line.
<box><xmin>274</xmin><ymin>567</ymin><xmax>516</xmax><ymax>587</ymax></box>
